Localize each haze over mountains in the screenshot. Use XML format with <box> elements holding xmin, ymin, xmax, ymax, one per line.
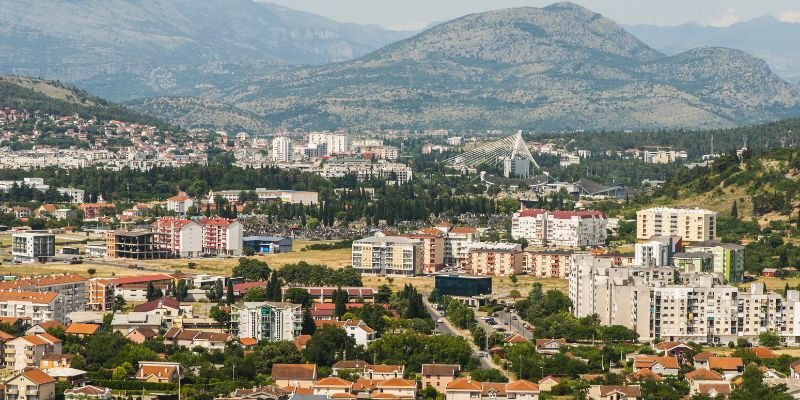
<box><xmin>132</xmin><ymin>3</ymin><xmax>800</xmax><ymax>132</ymax></box>
<box><xmin>626</xmin><ymin>16</ymin><xmax>800</xmax><ymax>84</ymax></box>
<box><xmin>0</xmin><ymin>0</ymin><xmax>414</xmax><ymax>100</ymax></box>
<box><xmin>0</xmin><ymin>1</ymin><xmax>799</xmax><ymax>132</ymax></box>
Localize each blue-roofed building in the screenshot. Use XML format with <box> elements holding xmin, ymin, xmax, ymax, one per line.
<box><xmin>243</xmin><ymin>236</ymin><xmax>293</xmax><ymax>254</ymax></box>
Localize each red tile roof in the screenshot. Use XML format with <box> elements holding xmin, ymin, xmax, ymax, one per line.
<box><xmin>111</xmin><ymin>274</ymin><xmax>173</xmax><ymax>285</ymax></box>
<box><xmin>21</xmin><ymin>367</ymin><xmax>55</xmax><ymax>385</ymax></box>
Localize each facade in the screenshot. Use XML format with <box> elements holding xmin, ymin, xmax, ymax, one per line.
<box><xmin>111</xmin><ymin>275</ymin><xmax>174</xmax><ymax>302</ymax></box>
<box><xmin>272</xmin><ymin>137</ymin><xmax>293</xmax><ymax>162</ymax></box>
<box><xmin>135</xmin><ymin>361</ymin><xmax>181</xmax><ymax>383</ymax></box>
<box><xmin>437</xmin><ymin>226</ymin><xmax>480</xmax><ymax>268</ymax></box>
<box><xmin>0</xmin><ymin>292</ymin><xmax>66</xmax><ymax>325</ymax></box>
<box><xmin>4</xmin><ymin>334</ymin><xmax>63</xmax><ymax>371</ymax></box>
<box><xmin>110</xmin><ymin>312</ymin><xmax>163</xmax><ymax>334</ymax></box>
<box><xmin>636</xmin><ymin>207</ymin><xmax>717</xmax><ymax>242</ymax></box>
<box><xmin>4</xmin><ymin>367</ymin><xmax>56</xmax><ymax>400</ymax></box>
<box><xmin>634</xmin><ymin>236</ymin><xmax>682</xmax><ymax>267</ymax></box>
<box><xmin>243</xmin><ymin>236</ymin><xmax>293</xmax><ymax>254</ymax></box>
<box><xmin>87</xmin><ymin>278</ymin><xmax>115</xmax><ymax>311</ymax></box>
<box><xmin>351</xmin><ymin>236</ymin><xmax>423</xmax><ymax>276</ymax></box>
<box><xmin>232</xmin><ymin>302</ymin><xmax>302</xmax><ymax>342</ymax></box>
<box><xmin>151</xmin><ymin>218</ymin><xmax>203</xmax><ymax>258</ymax></box>
<box><xmin>445</xmin><ymin>377</ymin><xmax>540</xmax><ymax>400</ymax></box>
<box><xmin>341</xmin><ymin>319</ymin><xmax>377</xmax><ymax>347</ymax></box>
<box><xmin>11</xmin><ymin>232</ymin><xmax>56</xmax><ymax>263</ymax></box>
<box><xmin>199</xmin><ymin>217</ymin><xmax>243</xmax><ymax>256</ymax></box>
<box><xmin>401</xmin><ymin>231</ymin><xmax>445</xmax><ymax>274</ymax></box>
<box><xmin>511</xmin><ymin>209</ymin><xmax>607</xmax><ymax>248</ymax></box>
<box><xmin>0</xmin><ymin>274</ymin><xmax>88</xmax><ymax>316</ymax></box>
<box><xmin>165</xmin><ymin>192</ymin><xmax>194</xmax><ymax>215</ymax></box>
<box><xmin>254</xmin><ymin>188</ymin><xmax>319</xmax><ymax>205</ymax></box>
<box><xmin>56</xmin><ymin>187</ymin><xmax>85</xmax><ymax>204</ymax></box>
<box><xmin>673</xmin><ymin>252</ymin><xmax>713</xmax><ymax>273</ymax></box>
<box><xmin>421</xmin><ymin>364</ymin><xmax>460</xmax><ymax>393</ymax></box>
<box><xmin>106</xmin><ymin>230</ymin><xmax>168</xmax><ymax>259</ymax></box>
<box><xmin>308</xmin><ymin>132</ymin><xmax>351</xmax><ymax>155</ymax></box>
<box><xmin>163</xmin><ymin>327</ymin><xmax>230</xmax><ymax>350</ymax></box>
<box><xmin>523</xmin><ymin>251</ymin><xmax>573</xmax><ymax>278</ymax></box>
<box><xmin>466</xmin><ymin>242</ymin><xmax>523</xmax><ymax>276</ymax></box>
<box><xmin>271</xmin><ymin>364</ymin><xmax>317</xmax><ymax>389</ymax></box>
<box><xmin>434</xmin><ymin>275</ymin><xmax>492</xmax><ymax>298</ymax></box>
<box><xmin>685</xmin><ymin>241</ymin><xmax>745</xmax><ymax>283</ymax></box>
<box><xmin>569</xmin><ymin>254</ymin><xmax>800</xmax><ymax>345</ymax></box>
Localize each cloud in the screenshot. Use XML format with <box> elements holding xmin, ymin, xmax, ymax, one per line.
<box><xmin>386</xmin><ymin>21</ymin><xmax>431</xmax><ymax>32</ymax></box>
<box><xmin>778</xmin><ymin>10</ymin><xmax>800</xmax><ymax>23</ymax></box>
<box><xmin>709</xmin><ymin>8</ymin><xmax>740</xmax><ymax>27</ymax></box>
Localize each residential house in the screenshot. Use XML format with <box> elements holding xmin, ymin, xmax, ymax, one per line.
<box><xmin>164</xmin><ymin>327</ymin><xmax>231</xmax><ymax>350</ymax></box>
<box><xmin>110</xmin><ymin>312</ymin><xmax>163</xmax><ymax>334</ymax></box>
<box><xmin>225</xmin><ymin>386</ymin><xmax>290</xmax><ymax>400</ymax></box>
<box><xmin>133</xmin><ymin>297</ymin><xmax>188</xmax><ymax>324</ymax></box>
<box><xmin>272</xmin><ymin>364</ymin><xmax>317</xmax><ymax>389</ymax></box>
<box><xmin>39</xmin><ymin>354</ymin><xmax>74</xmax><ymax>369</ymax></box>
<box><xmin>64</xmin><ymin>385</ymin><xmax>112</xmax><ymax>400</ymax></box>
<box><xmin>703</xmin><ymin>357</ymin><xmax>743</xmax><ymax>381</ymax></box>
<box><xmin>535</xmin><ymin>339</ymin><xmax>566</xmax><ymax>355</ymax></box>
<box><xmin>366</xmin><ymin>365</ymin><xmax>404</xmax><ymax>380</ymax></box>
<box><xmin>689</xmin><ymin>382</ymin><xmax>731</xmax><ymax>398</ymax></box>
<box><xmin>3</xmin><ymin>367</ymin><xmax>56</xmax><ymax>400</ymax></box>
<box><xmin>332</xmin><ymin>360</ymin><xmax>369</xmax><ymax>377</ymax></box>
<box><xmin>64</xmin><ymin>323</ymin><xmax>100</xmax><ymax>338</ymax></box>
<box><xmin>43</xmin><ymin>367</ymin><xmax>86</xmax><ymax>385</ymax></box>
<box><xmin>312</xmin><ymin>377</ymin><xmax>354</xmax><ymax>397</ymax></box>
<box><xmin>421</xmin><ymin>364</ymin><xmax>460</xmax><ymax>393</ymax></box>
<box><xmin>124</xmin><ymin>328</ymin><xmax>158</xmax><ymax>344</ymax></box>
<box><xmin>445</xmin><ymin>377</ymin><xmax>539</xmax><ymax>400</ymax></box>
<box><xmin>341</xmin><ymin>320</ymin><xmax>376</xmax><ymax>347</ymax></box>
<box><xmin>375</xmin><ymin>378</ymin><xmax>418</xmax><ymax>399</ymax></box>
<box><xmin>632</xmin><ymin>356</ymin><xmax>679</xmax><ymax>376</ymax></box>
<box><xmin>4</xmin><ymin>334</ymin><xmax>63</xmax><ymax>371</ymax></box>
<box><xmin>537</xmin><ymin>376</ymin><xmax>560</xmax><ymax>392</ymax></box>
<box><xmin>165</xmin><ymin>192</ymin><xmax>194</xmax><ymax>215</ymax></box>
<box><xmin>653</xmin><ymin>342</ymin><xmax>693</xmax><ymax>357</ymax></box>
<box><xmin>111</xmin><ymin>274</ymin><xmax>173</xmax><ymax>301</ymax></box>
<box><xmin>587</xmin><ymin>385</ymin><xmax>641</xmax><ymax>400</ymax></box>
<box><xmin>135</xmin><ymin>361</ymin><xmax>181</xmax><ymax>383</ymax></box>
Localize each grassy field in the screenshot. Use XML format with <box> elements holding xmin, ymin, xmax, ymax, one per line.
<box><xmin>361</xmin><ymin>275</ymin><xmax>567</xmax><ymax>296</ymax></box>
<box><xmin>740</xmin><ymin>276</ymin><xmax>800</xmax><ymax>291</ymax></box>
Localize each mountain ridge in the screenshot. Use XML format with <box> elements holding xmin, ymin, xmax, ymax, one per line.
<box><xmin>132</xmin><ymin>3</ymin><xmax>800</xmax><ymax>132</ymax></box>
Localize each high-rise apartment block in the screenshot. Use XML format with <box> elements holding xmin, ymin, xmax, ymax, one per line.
<box><xmin>636</xmin><ymin>207</ymin><xmax>716</xmax><ymax>242</ymax></box>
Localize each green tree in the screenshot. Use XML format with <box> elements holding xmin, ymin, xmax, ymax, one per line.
<box><xmin>731</xmin><ymin>201</ymin><xmax>738</xmax><ymax>218</ymax></box>
<box><xmin>470</xmin><ymin>368</ymin><xmax>508</xmax><ymax>383</ymax></box>
<box><xmin>226</xmin><ymin>281</ymin><xmax>235</xmax><ymax>305</ymax></box>
<box><xmin>333</xmin><ymin>287</ymin><xmax>348</xmax><ymax>319</ymax></box>
<box><xmin>113</xmin><ymin>295</ymin><xmax>126</xmax><ymax>311</ymax></box>
<box><xmin>302</xmin><ymin>308</ymin><xmax>316</xmax><ymax>335</ymax></box>
<box><xmin>251</xmin><ymin>341</ymin><xmax>302</xmax><ymax>374</ymax></box>
<box><xmin>265</xmin><ymin>271</ymin><xmax>282</xmax><ymax>301</ymax></box>
<box><xmin>284</xmin><ymin>288</ymin><xmax>313</xmax><ymax>308</ymax></box>
<box><xmin>232</xmin><ymin>258</ymin><xmax>271</xmax><ymax>281</ymax></box>
<box><xmin>758</xmin><ymin>330</ymin><xmax>782</xmax><ymax>349</ymax></box>
<box><xmin>243</xmin><ymin>287</ymin><xmax>267</xmax><ymax>302</ymax></box>
<box><xmin>112</xmin><ymin>361</ymin><xmax>134</xmax><ymax>380</ymax></box>
<box><xmin>304</xmin><ymin>325</ymin><xmax>359</xmax><ymax>367</ymax></box>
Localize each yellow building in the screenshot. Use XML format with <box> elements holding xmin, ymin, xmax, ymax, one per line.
<box><xmin>4</xmin><ymin>367</ymin><xmax>56</xmax><ymax>400</ymax></box>
<box><xmin>352</xmin><ymin>236</ymin><xmax>423</xmax><ymax>276</ymax></box>
<box><xmin>636</xmin><ymin>207</ymin><xmax>716</xmax><ymax>242</ymax></box>
<box><xmin>467</xmin><ymin>242</ymin><xmax>523</xmax><ymax>276</ymax></box>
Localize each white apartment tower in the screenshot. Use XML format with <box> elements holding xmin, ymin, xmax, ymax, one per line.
<box><xmin>272</xmin><ymin>136</ymin><xmax>293</xmax><ymax>162</ymax></box>
<box><xmin>511</xmin><ymin>209</ymin><xmax>607</xmax><ymax>248</ymax></box>
<box><xmin>308</xmin><ymin>132</ymin><xmax>351</xmax><ymax>155</ymax></box>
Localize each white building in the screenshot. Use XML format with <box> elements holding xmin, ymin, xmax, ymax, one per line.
<box><xmin>233</xmin><ymin>302</ymin><xmax>302</xmax><ymax>342</ymax></box>
<box><xmin>151</xmin><ymin>218</ymin><xmax>203</xmax><ymax>258</ymax></box>
<box><xmin>352</xmin><ymin>236</ymin><xmax>423</xmax><ymax>276</ymax></box>
<box><xmin>569</xmin><ymin>254</ymin><xmax>800</xmax><ymax>345</ymax></box>
<box><xmin>165</xmin><ymin>192</ymin><xmax>194</xmax><ymax>215</ymax></box>
<box><xmin>0</xmin><ymin>292</ymin><xmax>67</xmax><ymax>325</ymax></box>
<box><xmin>511</xmin><ymin>209</ymin><xmax>607</xmax><ymax>248</ymax></box>
<box><xmin>199</xmin><ymin>217</ymin><xmax>243</xmax><ymax>256</ymax></box>
<box><xmin>308</xmin><ymin>132</ymin><xmax>351</xmax><ymax>155</ymax></box>
<box><xmin>272</xmin><ymin>137</ymin><xmax>293</xmax><ymax>163</ymax></box>
<box><xmin>341</xmin><ymin>319</ymin><xmax>377</xmax><ymax>347</ymax></box>
<box><xmin>56</xmin><ymin>187</ymin><xmax>85</xmax><ymax>204</ymax></box>
<box><xmin>11</xmin><ymin>232</ymin><xmax>56</xmax><ymax>263</ymax></box>
<box><xmin>634</xmin><ymin>236</ymin><xmax>681</xmax><ymax>267</ymax></box>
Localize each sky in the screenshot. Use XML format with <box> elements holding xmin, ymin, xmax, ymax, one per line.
<box><xmin>265</xmin><ymin>0</ymin><xmax>800</xmax><ymax>31</ymax></box>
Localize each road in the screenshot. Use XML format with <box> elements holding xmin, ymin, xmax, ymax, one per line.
<box><xmin>422</xmin><ymin>297</ymin><xmax>500</xmax><ymax>371</ymax></box>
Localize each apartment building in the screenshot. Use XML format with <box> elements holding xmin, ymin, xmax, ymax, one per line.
<box><xmin>198</xmin><ymin>217</ymin><xmax>243</xmax><ymax>256</ymax></box>
<box><xmin>0</xmin><ymin>292</ymin><xmax>67</xmax><ymax>325</ymax></box>
<box><xmin>165</xmin><ymin>191</ymin><xmax>194</xmax><ymax>215</ymax></box>
<box><xmin>11</xmin><ymin>232</ymin><xmax>56</xmax><ymax>263</ymax></box>
<box><xmin>466</xmin><ymin>242</ymin><xmax>523</xmax><ymax>276</ymax></box>
<box><xmin>0</xmin><ymin>274</ymin><xmax>88</xmax><ymax>316</ymax></box>
<box><xmin>4</xmin><ymin>334</ymin><xmax>62</xmax><ymax>371</ymax></box>
<box><xmin>351</xmin><ymin>236</ymin><xmax>423</xmax><ymax>276</ymax></box>
<box><xmin>111</xmin><ymin>275</ymin><xmax>173</xmax><ymax>302</ymax></box>
<box><xmin>569</xmin><ymin>255</ymin><xmax>800</xmax><ymax>345</ymax></box>
<box><xmin>523</xmin><ymin>251</ymin><xmax>573</xmax><ymax>278</ymax></box>
<box><xmin>435</xmin><ymin>226</ymin><xmax>480</xmax><ymax>268</ymax></box>
<box><xmin>151</xmin><ymin>217</ymin><xmax>203</xmax><ymax>258</ymax></box>
<box><xmin>3</xmin><ymin>367</ymin><xmax>56</xmax><ymax>400</ymax></box>
<box><xmin>634</xmin><ymin>236</ymin><xmax>682</xmax><ymax>267</ymax></box>
<box><xmin>402</xmin><ymin>230</ymin><xmax>445</xmax><ymax>274</ymax></box>
<box><xmin>87</xmin><ymin>278</ymin><xmax>115</xmax><ymax>311</ymax></box>
<box><xmin>207</xmin><ymin>189</ymin><xmax>318</xmax><ymax>205</ymax></box>
<box><xmin>106</xmin><ymin>230</ymin><xmax>169</xmax><ymax>259</ymax></box>
<box><xmin>56</xmin><ymin>187</ymin><xmax>85</xmax><ymax>204</ymax></box>
<box><xmin>232</xmin><ymin>301</ymin><xmax>302</xmax><ymax>342</ymax></box>
<box><xmin>308</xmin><ymin>132</ymin><xmax>351</xmax><ymax>155</ymax></box>
<box><xmin>636</xmin><ymin>207</ymin><xmax>717</xmax><ymax>242</ymax></box>
<box><xmin>685</xmin><ymin>241</ymin><xmax>745</xmax><ymax>283</ymax></box>
<box><xmin>271</xmin><ymin>136</ymin><xmax>293</xmax><ymax>162</ymax></box>
<box><xmin>511</xmin><ymin>209</ymin><xmax>607</xmax><ymax>248</ymax></box>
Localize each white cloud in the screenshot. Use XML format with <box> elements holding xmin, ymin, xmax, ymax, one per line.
<box><xmin>778</xmin><ymin>10</ymin><xmax>800</xmax><ymax>23</ymax></box>
<box><xmin>709</xmin><ymin>8</ymin><xmax>740</xmax><ymax>27</ymax></box>
<box><xmin>386</xmin><ymin>21</ymin><xmax>431</xmax><ymax>32</ymax></box>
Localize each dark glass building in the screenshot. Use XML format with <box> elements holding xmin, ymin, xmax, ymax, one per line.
<box><xmin>434</xmin><ymin>275</ymin><xmax>492</xmax><ymax>297</ymax></box>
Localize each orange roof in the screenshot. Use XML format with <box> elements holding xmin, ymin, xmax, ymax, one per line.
<box><xmin>697</xmin><ymin>383</ymin><xmax>731</xmax><ymax>395</ymax></box>
<box><xmin>137</xmin><ymin>365</ymin><xmax>177</xmax><ymax>380</ymax></box>
<box><xmin>654</xmin><ymin>341</ymin><xmax>691</xmax><ymax>351</ymax></box>
<box><xmin>37</xmin><ymin>333</ymin><xmax>61</xmax><ymax>344</ymax></box>
<box><xmin>751</xmin><ymin>347</ymin><xmax>778</xmax><ymax>359</ymax></box>
<box><xmin>24</xmin><ymin>274</ymin><xmax>87</xmax><ymax>287</ymax></box>
<box><xmin>447</xmin><ymin>378</ymin><xmax>482</xmax><ymax>391</ymax></box>
<box><xmin>111</xmin><ymin>274</ymin><xmax>172</xmax><ymax>285</ymax></box>
<box><xmin>377</xmin><ymin>378</ymin><xmax>416</xmax><ymax>388</ymax></box>
<box><xmin>631</xmin><ymin>368</ymin><xmax>662</xmax><ymax>382</ymax></box>
<box><xmin>294</xmin><ymin>335</ymin><xmax>312</xmax><ymax>351</ymax></box>
<box><xmin>20</xmin><ymin>367</ymin><xmax>55</xmax><ymax>385</ymax></box>
<box><xmin>505</xmin><ymin>333</ymin><xmax>529</xmax><ymax>344</ymax></box>
<box><xmin>330</xmin><ymin>393</ymin><xmax>356</xmax><ymax>399</ymax></box>
<box><xmin>314</xmin><ymin>377</ymin><xmax>354</xmax><ymax>388</ymax></box>
<box><xmin>685</xmin><ymin>369</ymin><xmax>724</xmax><ymax>381</ymax></box>
<box><xmin>272</xmin><ymin>364</ymin><xmax>316</xmax><ymax>380</ymax></box>
<box><xmin>506</xmin><ymin>380</ymin><xmax>539</xmax><ymax>392</ymax></box>
<box><xmin>633</xmin><ymin>356</ymin><xmax>679</xmax><ymax>370</ymax></box>
<box><xmin>369</xmin><ymin>365</ymin><xmax>403</xmax><ymax>374</ymax></box>
<box><xmin>693</xmin><ymin>351</ymin><xmax>716</xmax><ymax>362</ymax></box>
<box><xmin>708</xmin><ymin>357</ymin><xmax>744</xmax><ymax>371</ymax></box>
<box><xmin>0</xmin><ymin>331</ymin><xmax>14</xmax><ymax>341</ymax></box>
<box><xmin>283</xmin><ymin>386</ymin><xmax>313</xmax><ymax>395</ymax></box>
<box><xmin>65</xmin><ymin>323</ymin><xmax>100</xmax><ymax>336</ymax></box>
<box><xmin>0</xmin><ymin>291</ymin><xmax>58</xmax><ymax>304</ymax></box>
<box><xmin>371</xmin><ymin>394</ymin><xmax>398</xmax><ymax>399</ymax></box>
<box><xmin>450</xmin><ymin>227</ymin><xmax>477</xmax><ymax>234</ymax></box>
<box><xmin>239</xmin><ymin>337</ymin><xmax>258</xmax><ymax>346</ymax></box>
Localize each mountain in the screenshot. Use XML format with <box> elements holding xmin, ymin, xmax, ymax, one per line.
<box><xmin>133</xmin><ymin>2</ymin><xmax>800</xmax><ymax>132</ymax></box>
<box><xmin>626</xmin><ymin>17</ymin><xmax>800</xmax><ymax>83</ymax></box>
<box><xmin>0</xmin><ymin>0</ymin><xmax>414</xmax><ymax>101</ymax></box>
<box><xmin>0</xmin><ymin>75</ymin><xmax>167</xmax><ymax>127</ymax></box>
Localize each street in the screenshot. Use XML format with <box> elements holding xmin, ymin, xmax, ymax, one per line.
<box><xmin>422</xmin><ymin>297</ymin><xmax>499</xmax><ymax>371</ymax></box>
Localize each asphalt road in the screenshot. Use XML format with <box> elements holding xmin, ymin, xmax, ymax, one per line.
<box><xmin>422</xmin><ymin>297</ymin><xmax>497</xmax><ymax>370</ymax></box>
